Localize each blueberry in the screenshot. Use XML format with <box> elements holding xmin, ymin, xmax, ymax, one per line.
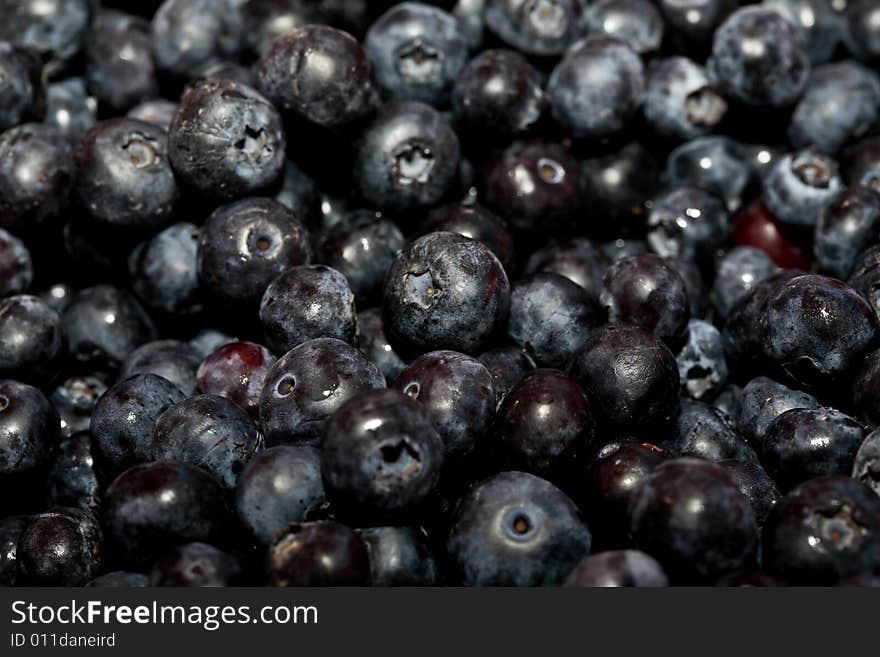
<box><xmin>548</xmin><ymin>36</ymin><xmax>645</xmax><ymax>140</ymax></box>
<box><xmin>676</xmin><ymin>319</ymin><xmax>729</xmax><ymax>400</ymax></box>
<box><xmin>815</xmin><ymin>187</ymin><xmax>880</xmax><ymax>279</ymax></box>
<box><xmin>61</xmin><ymin>285</ymin><xmax>157</xmax><ymax>373</ymax></box>
<box><xmin>737</xmin><ymin>376</ymin><xmax>821</xmax><ymax>448</ymax></box>
<box><xmin>664</xmin><ymin>137</ymin><xmax>751</xmax><ymax>211</ymax></box>
<box><xmin>318</xmin><ymin>211</ymin><xmax>405</xmax><ymax>305</ymax></box>
<box><xmin>477</xmin><ymin>346</ymin><xmax>535</xmax><ymax>408</ymax></box>
<box><xmin>86</xmin><ymin>571</ymin><xmax>149</xmax><ymax>587</ymax></box>
<box><xmin>848</xmin><ymin>244</ymin><xmax>880</xmax><ymax>321</ymax></box>
<box><xmin>235</xmin><ymin>445</ymin><xmax>326</xmax><ymax>545</ymax></box>
<box><xmin>845</xmin><ymin>0</ymin><xmax>880</xmax><ymax>64</ymax></box>
<box><xmin>322</xmin><ymin>388</ymin><xmax>445</xmax><ymax>521</ymax></box>
<box><xmin>267</xmin><ymin>521</ymin><xmax>371</xmax><ymax>586</ymax></box>
<box><xmin>451</xmin><ymin>48</ymin><xmax>545</xmax><ymax>136</ymax></box>
<box><xmin>492</xmin><ymin>369</ymin><xmax>594</xmax><ymax>480</ymax></box>
<box><xmin>0</xmin><ymin>380</ymin><xmax>56</xmax><ymax>477</ymax></box>
<box><xmin>17</xmin><ymin>507</ymin><xmax>102</xmax><ymax>586</ymax></box>
<box><xmin>852</xmin><ymin>429</ymin><xmax>880</xmax><ymax>497</ymax></box>
<box><xmin>103</xmin><ymin>460</ymin><xmax>228</xmax><ymax>568</ymax></box>
<box><xmin>563</xmin><ymin>550</ymin><xmax>668</xmax><ymax>587</ymax></box>
<box><xmin>644</xmin><ymin>57</ymin><xmax>727</xmax><ymax>141</ymax></box>
<box><xmin>507</xmin><ymin>272</ymin><xmax>601</xmax><ymax>369</ymax></box>
<box><xmin>189</xmin><ymin>329</ymin><xmax>236</xmax><ymax>360</ymax></box>
<box><xmin>394</xmin><ymin>350</ymin><xmax>494</xmax><ymax>459</ymax></box>
<box><xmin>657</xmin><ymin>0</ymin><xmax>726</xmax><ymax>44</ymax></box>
<box><xmin>484</xmin><ymin>0</ymin><xmax>586</xmax><ymax>57</ymax></box>
<box><xmin>718</xmin><ymin>458</ymin><xmax>780</xmax><ymax>526</ymax></box>
<box><xmin>51</xmin><ymin>375</ymin><xmax>106</xmax><ymax>439</ymax></box>
<box><xmin>0</xmin><ymin>0</ymin><xmax>90</xmax><ymax>75</ymax></box>
<box><xmin>763</xmin><ymin>476</ymin><xmax>880</xmax><ymax>584</ymax></box>
<box><xmin>365</xmin><ymin>3</ymin><xmax>468</xmax><ymax>107</ymax></box>
<box><xmin>763</xmin><ymin>148</ymin><xmax>844</xmax><ymax>227</ymax></box>
<box><xmin>197</xmin><ymin>198</ymin><xmax>312</xmax><ymax>306</ymax></box>
<box><xmin>168</xmin><ymin>79</ymin><xmax>285</xmax><ymax>201</ymax></box>
<box><xmin>763</xmin><ymin>0</ymin><xmax>843</xmax><ymax>64</ymax></box>
<box><xmin>708</xmin><ymin>6</ymin><xmax>810</xmax><ymax>109</ymax></box>
<box><xmin>629</xmin><ymin>458</ymin><xmax>758</xmax><ymax>582</ymax></box>
<box><xmin>851</xmin><ymin>346</ymin><xmax>880</xmax><ymax>426</ymax></box>
<box><xmin>150</xmin><ymin>542</ymin><xmax>243</xmax><ymax>587</ymax></box>
<box><xmin>353</xmin><ymin>101</ymin><xmax>460</xmax><ymax>212</ymax></box>
<box><xmin>46</xmin><ymin>431</ymin><xmax>101</xmax><ymax>514</ymax></box>
<box><xmin>356</xmin><ymin>308</ymin><xmax>408</xmax><ymax>384</ymax></box>
<box><xmin>583</xmin><ymin>0</ymin><xmax>664</xmax><ymax>55</ymax></box>
<box><xmin>85</xmin><ymin>11</ymin><xmax>158</xmax><ymax>113</ymax></box>
<box><xmin>257</xmin><ymin>25</ymin><xmax>377</xmax><ymax>128</ymax></box>
<box><xmin>272</xmin><ymin>160</ymin><xmax>320</xmax><ymax>227</ymax></box>
<box><xmin>712</xmin><ymin>246</ymin><xmax>778</xmax><ymax>319</ymax></box>
<box><xmin>241</xmin><ymin>0</ymin><xmax>318</xmax><ymax>58</ymax></box>
<box><xmin>446</xmin><ymin>471</ymin><xmax>591</xmax><ymax>586</ymax></box>
<box><xmin>842</xmin><ymin>135</ymin><xmax>880</xmax><ymax>190</ymax></box>
<box><xmin>0</xmin><ymin>228</ymin><xmax>32</xmax><ymax>296</ymax></box>
<box><xmin>647</xmin><ymin>186</ymin><xmax>729</xmax><ymax>264</ymax></box>
<box><xmin>759</xmin><ymin>274</ymin><xmax>878</xmax><ymax>387</ymax></box>
<box><xmin>358</xmin><ymin>526</ymin><xmax>437</xmax><ymax>585</ymax></box>
<box><xmin>523</xmin><ymin>237</ymin><xmax>608</xmax><ymax>303</ymax></box>
<box><xmin>126</xmin><ymin>98</ymin><xmax>177</xmax><ymax>132</ymax></box>
<box><xmin>90</xmin><ymin>373</ymin><xmax>186</xmax><ymax>476</ymax></box>
<box><xmin>730</xmin><ymin>201</ymin><xmax>811</xmax><ymax>268</ymax></box>
<box><xmin>481</xmin><ymin>140</ymin><xmax>585</xmax><ymax>233</ymax></box>
<box><xmin>569</xmin><ymin>324</ymin><xmax>680</xmax><ymax>433</ymax></box>
<box><xmin>0</xmin><ymin>42</ymin><xmax>44</xmax><ymax>133</ymax></box>
<box><xmin>0</xmin><ymin>515</ymin><xmax>29</xmax><ymax>586</ymax></box>
<box><xmin>600</xmin><ymin>254</ymin><xmax>691</xmax><ymax>348</ymax></box>
<box><xmin>0</xmin><ymin>123</ymin><xmax>73</xmax><ymax>234</ymax></box>
<box><xmin>129</xmin><ymin>222</ymin><xmax>202</xmax><ymax>316</ymax></box>
<box><xmin>196</xmin><ymin>341</ymin><xmax>276</xmax><ymax>419</ymax></box>
<box><xmin>662</xmin><ymin>400</ymin><xmax>760</xmax><ymax>465</ymax></box>
<box><xmin>259</xmin><ymin>337</ymin><xmax>386</xmax><ymax>447</ymax></box>
<box><xmin>39</xmin><ymin>283</ymin><xmax>75</xmax><ymax>315</ymax></box>
<box><xmin>421</xmin><ymin>201</ymin><xmax>515</xmax><ymax>274</ymax></box>
<box><xmin>583</xmin><ymin>142</ymin><xmax>660</xmax><ymax>228</ymax></box>
<box><xmin>151</xmin><ymin>0</ymin><xmax>241</xmax><ymax>80</ymax></box>
<box><xmin>0</xmin><ymin>295</ymin><xmax>61</xmax><ymax>381</ymax></box>
<box><xmin>789</xmin><ymin>61</ymin><xmax>880</xmax><ymax>155</ymax></box>
<box><xmin>119</xmin><ymin>339</ymin><xmax>202</xmax><ymax>397</ymax></box>
<box><xmin>712</xmin><ymin>384</ymin><xmax>743</xmax><ymax>425</ymax></box>
<box><xmin>383</xmin><ymin>232</ymin><xmax>509</xmax><ymax>355</ymax></box>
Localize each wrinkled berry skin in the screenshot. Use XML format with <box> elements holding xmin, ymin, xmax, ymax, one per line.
<box><xmin>548</xmin><ymin>36</ymin><xmax>644</xmax><ymax>140</ymax></box>
<box><xmin>52</xmin><ymin>376</ymin><xmax>106</xmax><ymax>439</ymax></box>
<box><xmin>421</xmin><ymin>202</ymin><xmax>515</xmax><ymax>274</ymax></box>
<box><xmin>86</xmin><ymin>11</ymin><xmax>158</xmax><ymax>113</ymax></box>
<box><xmin>0</xmin><ymin>123</ymin><xmax>73</xmax><ymax>234</ymax></box>
<box><xmin>524</xmin><ymin>238</ymin><xmax>608</xmax><ymax>303</ymax></box>
<box><xmin>0</xmin><ymin>0</ymin><xmax>90</xmax><ymax>75</ymax></box>
<box><xmin>563</xmin><ymin>550</ymin><xmax>668</xmax><ymax>587</ymax></box>
<box><xmin>644</xmin><ymin>57</ymin><xmax>727</xmax><ymax>141</ymax></box>
<box><xmin>852</xmin><ymin>429</ymin><xmax>880</xmax><ymax>496</ymax></box>
<box><xmin>737</xmin><ymin>376</ymin><xmax>821</xmax><ymax>448</ymax></box>
<box><xmin>235</xmin><ymin>445</ymin><xmax>326</xmax><ymax>545</ymax></box>
<box><xmin>676</xmin><ymin>319</ymin><xmax>728</xmax><ymax>401</ymax></box>
<box><xmin>86</xmin><ymin>571</ymin><xmax>148</xmax><ymax>587</ymax></box>
<box><xmin>759</xmin><ymin>275</ymin><xmax>878</xmax><ymax>388</ymax></box>
<box><xmin>600</xmin><ymin>254</ymin><xmax>691</xmax><ymax>348</ymax></box>
<box><xmin>485</xmin><ymin>0</ymin><xmax>585</xmax><ymax>57</ymax></box>
<box><xmin>447</xmin><ymin>471</ymin><xmax>591</xmax><ymax>586</ymax></box>
<box><xmin>197</xmin><ymin>341</ymin><xmax>275</xmax><ymax>419</ymax></box>
<box><xmin>0</xmin><ymin>42</ymin><xmax>44</xmax><ymax>133</ymax></box>
<box><xmin>481</xmin><ymin>140</ymin><xmax>585</xmax><ymax>234</ymax></box>
<box><xmin>322</xmin><ymin>388</ymin><xmax>445</xmax><ymax>522</ymax></box>
<box><xmin>763</xmin><ymin>408</ymin><xmax>864</xmax><ymax>491</ymax></box>
<box><xmin>507</xmin><ymin>273</ymin><xmax>600</xmax><ymax>370</ymax></box>
<box><xmin>47</xmin><ymin>431</ymin><xmax>101</xmax><ymax>514</ymax></box>
<box><xmin>365</xmin><ymin>3</ymin><xmax>467</xmax><ymax>106</ymax></box>
<box><xmin>383</xmin><ymin>232</ymin><xmax>510</xmax><ymax>355</ymax></box>
<box><xmin>492</xmin><ymin>370</ymin><xmax>594</xmax><ymax>480</ymax></box>
<box><xmin>663</xmin><ymin>400</ymin><xmax>759</xmax><ymax>465</ymax></box>
<box><xmin>74</xmin><ymin>118</ymin><xmax>177</xmax><ymax>231</ymax></box>
<box><xmin>0</xmin><ymin>515</ymin><xmax>29</xmax><ymax>586</ymax></box>
<box><xmin>713</xmin><ymin>247</ymin><xmax>778</xmax><ymax>319</ymax></box>
<box><xmin>257</xmin><ymin>25</ymin><xmax>377</xmax><ymax>128</ymax></box>
<box><xmin>150</xmin><ymin>542</ymin><xmax>242</xmax><ymax>587</ymax></box>
<box><xmin>353</xmin><ymin>101</ymin><xmax>460</xmax><ymax>212</ymax></box>
<box><xmin>267</xmin><ymin>521</ymin><xmax>371</xmax><ymax>586</ymax></box>
<box><xmin>259</xmin><ymin>338</ymin><xmax>386</xmax><ymax>447</ymax></box>
<box><xmin>62</xmin><ymin>285</ymin><xmax>157</xmax><ymax>374</ymax></box>
<box><xmin>789</xmin><ymin>62</ymin><xmax>880</xmax><ymax>155</ymax></box>
<box><xmin>103</xmin><ymin>461</ymin><xmax>228</xmax><ymax>568</ymax></box>
<box><xmin>197</xmin><ymin>198</ymin><xmax>312</xmax><ymax>306</ymax></box>
<box><xmin>452</xmin><ymin>48</ymin><xmax>544</xmax><ymax>136</ymax></box>
<box><xmin>0</xmin><ymin>380</ymin><xmax>57</xmax><ymax>477</ymax></box>
<box><xmin>260</xmin><ymin>265</ymin><xmax>357</xmax><ymax>354</ymax></box>
<box><xmin>0</xmin><ymin>295</ymin><xmax>61</xmax><ymax>381</ymax></box>
<box><xmin>130</xmin><ymin>223</ymin><xmax>202</xmax><ymax>316</ymax></box>
<box><xmin>647</xmin><ymin>187</ymin><xmax>729</xmax><ymax>264</ymax></box>
<box><xmin>815</xmin><ymin>187</ymin><xmax>880</xmax><ymax>280</ymax></box>
<box><xmin>0</xmin><ymin>228</ymin><xmax>32</xmax><ymax>297</ymax></box>
<box><xmin>629</xmin><ymin>458</ymin><xmax>758</xmax><ymax>583</ymax></box>
<box><xmin>718</xmin><ymin>458</ymin><xmax>780</xmax><ymax>526</ymax></box>
<box><xmin>763</xmin><ymin>476</ymin><xmax>880</xmax><ymax>584</ymax></box>
<box><xmin>168</xmin><ymin>79</ymin><xmax>285</xmax><ymax>201</ymax></box>
<box><xmin>763</xmin><ymin>149</ymin><xmax>844</xmax><ymax>227</ymax></box>
<box><xmin>153</xmin><ymin>395</ymin><xmax>263</xmax><ymax>491</ymax></box>
<box><xmin>17</xmin><ymin>508</ymin><xmax>102</xmax><ymax>586</ymax></box>
<box><xmin>319</xmin><ymin>211</ymin><xmax>405</xmax><ymax>305</ymax></box>
<box><xmin>151</xmin><ymin>0</ymin><xmax>241</xmax><ymax>81</ymax></box>
<box><xmin>570</xmin><ymin>324</ymin><xmax>680</xmax><ymax>433</ymax></box>
<box><xmin>356</xmin><ymin>308</ymin><xmax>408</xmax><ymax>384</ymax></box>
<box><xmin>90</xmin><ymin>374</ymin><xmax>186</xmax><ymax>476</ymax></box>
<box><xmin>393</xmin><ymin>350</ymin><xmax>495</xmax><ymax>459</ymax></box>
<box><xmin>119</xmin><ymin>339</ymin><xmax>201</xmax><ymax>396</ymax></box>
<box><xmin>358</xmin><ymin>526</ymin><xmax>437</xmax><ymax>586</ymax></box>
<box><xmin>708</xmin><ymin>7</ymin><xmax>810</xmax><ymax>109</ymax></box>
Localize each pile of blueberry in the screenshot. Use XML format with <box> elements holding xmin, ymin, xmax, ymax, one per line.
<box><xmin>1</xmin><ymin>0</ymin><xmax>880</xmax><ymax>588</ymax></box>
